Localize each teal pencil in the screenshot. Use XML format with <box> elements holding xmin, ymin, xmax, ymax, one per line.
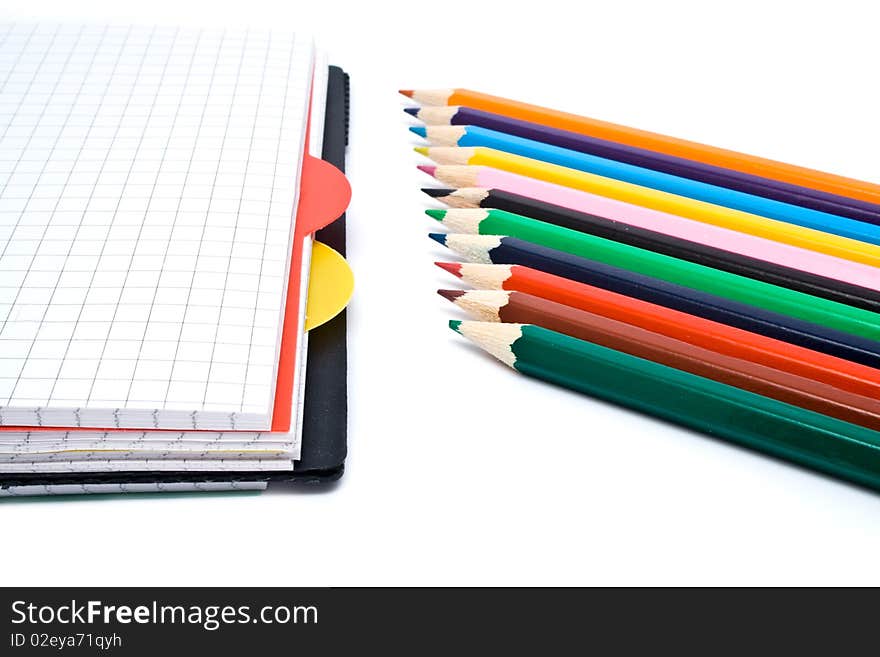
<box><xmin>451</xmin><ymin>320</ymin><xmax>880</xmax><ymax>492</ymax></box>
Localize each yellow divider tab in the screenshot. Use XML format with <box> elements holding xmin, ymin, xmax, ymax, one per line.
<box><xmin>305</xmin><ymin>241</ymin><xmax>354</xmax><ymax>331</ymax></box>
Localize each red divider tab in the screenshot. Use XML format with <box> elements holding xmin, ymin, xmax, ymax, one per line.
<box><xmin>271</xmin><ymin>154</ymin><xmax>352</xmax><ymax>432</ymax></box>
<box><xmin>294</xmin><ymin>155</ymin><xmax>352</xmax><ymax>237</ymax></box>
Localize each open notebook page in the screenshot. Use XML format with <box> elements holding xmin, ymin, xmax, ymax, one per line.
<box><xmin>0</xmin><ymin>23</ymin><xmax>314</xmax><ymax>431</ymax></box>
<box><xmin>0</xmin><ymin>49</ymin><xmax>333</xmax><ymax>474</ymax></box>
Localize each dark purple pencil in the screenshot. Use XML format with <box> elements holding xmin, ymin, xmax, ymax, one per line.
<box><xmin>405</xmin><ymin>105</ymin><xmax>880</xmax><ymax>226</ymax></box>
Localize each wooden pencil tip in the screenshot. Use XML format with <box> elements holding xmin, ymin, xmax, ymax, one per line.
<box><xmin>437</xmin><ymin>289</ymin><xmax>465</xmax><ymax>302</ymax></box>
<box><xmin>414</xmin><ymin>146</ymin><xmax>429</xmax><ymax>156</ymax></box>
<box><xmin>425</xmin><ymin>208</ymin><xmax>446</xmax><ymax>221</ymax></box>
<box><xmin>448</xmin><ymin>319</ymin><xmax>462</xmax><ymax>333</ymax></box>
<box><xmin>421</xmin><ymin>187</ymin><xmax>454</xmax><ymax>198</ymax></box>
<box><xmin>409</xmin><ymin>126</ymin><xmax>427</xmax><ymax>138</ymax></box>
<box><xmin>434</xmin><ymin>261</ymin><xmax>463</xmax><ymax>277</ymax></box>
<box><xmin>403</xmin><ymin>107</ymin><xmax>420</xmax><ymax>117</ymax></box>
<box><xmin>417</xmin><ymin>164</ymin><xmax>436</xmax><ymax>176</ymax></box>
<box><xmin>428</xmin><ymin>232</ymin><xmax>447</xmax><ymax>246</ymax></box>
<box><xmin>399</xmin><ymin>89</ymin><xmax>414</xmax><ymax>98</ymax></box>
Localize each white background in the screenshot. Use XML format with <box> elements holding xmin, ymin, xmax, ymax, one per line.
<box><xmin>3</xmin><ymin>0</ymin><xmax>880</xmax><ymax>586</ymax></box>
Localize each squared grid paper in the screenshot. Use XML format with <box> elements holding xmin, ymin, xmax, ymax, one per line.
<box><xmin>0</xmin><ymin>23</ymin><xmax>315</xmax><ymax>431</ymax></box>
<box><xmin>0</xmin><ymin>458</ymin><xmax>293</xmax><ymax>473</ymax></box>
<box><xmin>0</xmin><ymin>481</ymin><xmax>269</xmax><ymax>497</ymax></box>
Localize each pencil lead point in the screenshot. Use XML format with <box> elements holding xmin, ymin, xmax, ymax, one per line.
<box><xmin>434</xmin><ymin>261</ymin><xmax>462</xmax><ymax>277</ymax></box>
<box><xmin>437</xmin><ymin>289</ymin><xmax>465</xmax><ymax>302</ymax></box>
<box><xmin>428</xmin><ymin>232</ymin><xmax>448</xmax><ymax>246</ymax></box>
<box><xmin>425</xmin><ymin>208</ymin><xmax>446</xmax><ymax>221</ymax></box>
<box><xmin>417</xmin><ymin>164</ymin><xmax>436</xmax><ymax>176</ymax></box>
<box><xmin>403</xmin><ymin>107</ymin><xmax>420</xmax><ymax>117</ymax></box>
<box><xmin>448</xmin><ymin>319</ymin><xmax>462</xmax><ymax>333</ymax></box>
<box><xmin>399</xmin><ymin>89</ymin><xmax>414</xmax><ymax>98</ymax></box>
<box><xmin>421</xmin><ymin>187</ymin><xmax>453</xmax><ymax>198</ymax></box>
<box><xmin>409</xmin><ymin>126</ymin><xmax>427</xmax><ymax>138</ymax></box>
<box><xmin>414</xmin><ymin>146</ymin><xmax>429</xmax><ymax>156</ymax></box>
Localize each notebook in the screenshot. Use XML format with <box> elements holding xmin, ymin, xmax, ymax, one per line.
<box><xmin>0</xmin><ymin>23</ymin><xmax>352</xmax><ymax>493</ymax></box>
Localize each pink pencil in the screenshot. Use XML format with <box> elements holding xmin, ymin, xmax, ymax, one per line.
<box><xmin>420</xmin><ymin>165</ymin><xmax>880</xmax><ymax>292</ymax></box>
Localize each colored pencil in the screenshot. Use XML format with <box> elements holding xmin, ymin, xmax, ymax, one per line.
<box><xmin>448</xmin><ymin>320</ymin><xmax>880</xmax><ymax>492</ymax></box>
<box><xmin>420</xmin><ymin>163</ymin><xmax>880</xmax><ymax>275</ymax></box>
<box><xmin>418</xmin><ymin>148</ymin><xmax>880</xmax><ymax>265</ymax></box>
<box><xmin>424</xmin><ymin>189</ymin><xmax>880</xmax><ymax>313</ymax></box>
<box><xmin>406</xmin><ymin>106</ymin><xmax>880</xmax><ymax>225</ymax></box>
<box><xmin>440</xmin><ymin>289</ymin><xmax>880</xmax><ymax>430</ymax></box>
<box><xmin>428</xmin><ymin>206</ymin><xmax>880</xmax><ymax>319</ymax></box>
<box><xmin>414</xmin><ymin>128</ymin><xmax>880</xmax><ymax>244</ymax></box>
<box><xmin>436</xmin><ymin>262</ymin><xmax>880</xmax><ymax>400</ymax></box>
<box><xmin>431</xmin><ymin>233</ymin><xmax>880</xmax><ymax>368</ymax></box>
<box><xmin>401</xmin><ymin>89</ymin><xmax>880</xmax><ymax>206</ymax></box>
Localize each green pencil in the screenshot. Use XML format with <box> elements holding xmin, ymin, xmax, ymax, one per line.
<box><xmin>450</xmin><ymin>320</ymin><xmax>880</xmax><ymax>491</ymax></box>
<box><xmin>429</xmin><ymin>208</ymin><xmax>880</xmax><ymax>342</ymax></box>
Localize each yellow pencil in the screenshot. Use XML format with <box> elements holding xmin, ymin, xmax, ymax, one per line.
<box><xmin>416</xmin><ymin>146</ymin><xmax>880</xmax><ymax>268</ymax></box>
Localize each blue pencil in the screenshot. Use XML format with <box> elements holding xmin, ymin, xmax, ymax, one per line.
<box><xmin>413</xmin><ymin>125</ymin><xmax>880</xmax><ymax>246</ymax></box>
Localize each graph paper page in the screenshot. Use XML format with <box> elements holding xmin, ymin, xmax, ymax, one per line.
<box><xmin>0</xmin><ymin>23</ymin><xmax>314</xmax><ymax>430</ymax></box>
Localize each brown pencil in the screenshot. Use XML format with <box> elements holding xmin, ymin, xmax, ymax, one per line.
<box><xmin>439</xmin><ymin>288</ymin><xmax>880</xmax><ymax>431</ymax></box>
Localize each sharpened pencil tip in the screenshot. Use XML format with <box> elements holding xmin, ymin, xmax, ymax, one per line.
<box><xmin>434</xmin><ymin>261</ymin><xmax>462</xmax><ymax>277</ymax></box>
<box><xmin>425</xmin><ymin>208</ymin><xmax>446</xmax><ymax>221</ymax></box>
<box><xmin>428</xmin><ymin>232</ymin><xmax>447</xmax><ymax>246</ymax></box>
<box><xmin>417</xmin><ymin>164</ymin><xmax>437</xmax><ymax>176</ymax></box>
<box><xmin>403</xmin><ymin>107</ymin><xmax>420</xmax><ymax>117</ymax></box>
<box><xmin>414</xmin><ymin>146</ymin><xmax>429</xmax><ymax>156</ymax></box>
<box><xmin>409</xmin><ymin>126</ymin><xmax>427</xmax><ymax>138</ymax></box>
<box><xmin>437</xmin><ymin>289</ymin><xmax>465</xmax><ymax>302</ymax></box>
<box><xmin>421</xmin><ymin>187</ymin><xmax>453</xmax><ymax>198</ymax></box>
<box><xmin>399</xmin><ymin>89</ymin><xmax>414</xmax><ymax>98</ymax></box>
<box><xmin>448</xmin><ymin>319</ymin><xmax>462</xmax><ymax>333</ymax></box>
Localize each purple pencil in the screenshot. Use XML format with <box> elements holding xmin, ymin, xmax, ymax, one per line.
<box><xmin>405</xmin><ymin>105</ymin><xmax>880</xmax><ymax>226</ymax></box>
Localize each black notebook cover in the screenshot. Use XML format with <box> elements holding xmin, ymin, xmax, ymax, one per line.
<box><xmin>291</xmin><ymin>65</ymin><xmax>350</xmax><ymax>483</ymax></box>
<box><xmin>0</xmin><ymin>66</ymin><xmax>351</xmax><ymax>493</ymax></box>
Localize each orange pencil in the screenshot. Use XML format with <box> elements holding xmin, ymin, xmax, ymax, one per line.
<box><xmin>401</xmin><ymin>89</ymin><xmax>880</xmax><ymax>205</ymax></box>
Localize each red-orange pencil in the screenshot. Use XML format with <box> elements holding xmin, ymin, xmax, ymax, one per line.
<box><xmin>435</xmin><ymin>261</ymin><xmax>880</xmax><ymax>400</ymax></box>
